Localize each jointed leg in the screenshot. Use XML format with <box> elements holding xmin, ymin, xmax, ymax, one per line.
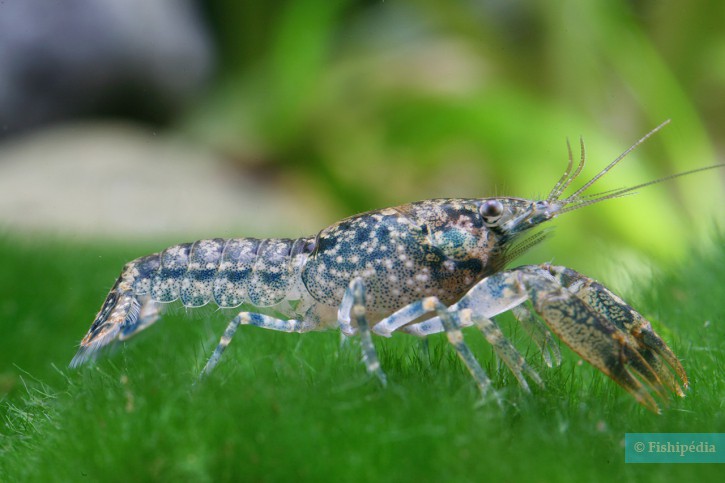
<box><xmin>511</xmin><ymin>305</ymin><xmax>562</xmax><ymax>368</ymax></box>
<box><xmin>344</xmin><ymin>278</ymin><xmax>387</xmax><ymax>385</ymax></box>
<box><xmin>399</xmin><ymin>317</ymin><xmax>444</xmax><ymax>337</ymax></box>
<box><xmin>372</xmin><ymin>298</ymin><xmax>445</xmax><ymax>336</ymax></box>
<box><xmin>460</xmin><ymin>310</ymin><xmax>543</xmax><ymax>392</ymax></box>
<box><xmin>341</xmin><ymin>280</ymin><xmax>496</xmax><ymax>398</ymax></box>
<box><xmin>200</xmin><ymin>312</ymin><xmax>308</xmax><ymax>378</ymax></box>
<box><xmin>366</xmin><ymin>293</ymin><xmax>499</xmax><ymax>399</ymax></box>
<box><xmin>398</xmin><ymin>308</ymin><xmax>543</xmax><ymax>392</ymax></box>
<box><xmin>435</xmin><ymin>300</ymin><xmax>498</xmax><ymax>401</ymax></box>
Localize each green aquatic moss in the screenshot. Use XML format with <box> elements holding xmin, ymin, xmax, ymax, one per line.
<box><xmin>0</xmin><ymin>235</ymin><xmax>722</xmax><ymax>482</ymax></box>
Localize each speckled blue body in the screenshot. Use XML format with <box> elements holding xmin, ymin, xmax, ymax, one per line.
<box><xmin>302</xmin><ymin>199</ymin><xmax>509</xmax><ymax>315</ymax></box>
<box><xmin>75</xmin><ymin>199</ymin><xmax>523</xmax><ymax>352</ymax></box>
<box><xmin>71</xmin><ymin>197</ymin><xmax>532</xmax><ymax>366</ymax></box>
<box><xmin>70</xmin><ymin>122</ymin><xmax>700</xmax><ymax>412</ymax></box>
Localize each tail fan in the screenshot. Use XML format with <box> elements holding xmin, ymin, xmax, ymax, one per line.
<box><xmin>70</xmin><ymin>281</ymin><xmax>142</xmax><ymax>368</ymax></box>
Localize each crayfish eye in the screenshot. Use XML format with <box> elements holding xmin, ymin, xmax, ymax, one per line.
<box><xmin>480</xmin><ymin>200</ymin><xmax>504</xmax><ymax>225</ymax></box>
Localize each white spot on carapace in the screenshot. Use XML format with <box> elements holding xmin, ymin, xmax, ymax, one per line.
<box><xmin>566</xmin><ymin>279</ymin><xmax>585</xmax><ymax>294</ymax></box>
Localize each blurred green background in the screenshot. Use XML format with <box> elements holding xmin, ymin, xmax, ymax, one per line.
<box><xmin>1</xmin><ymin>0</ymin><xmax>723</xmax><ymax>280</ymax></box>
<box><xmin>192</xmin><ymin>0</ymin><xmax>725</xmax><ymax>276</ymax></box>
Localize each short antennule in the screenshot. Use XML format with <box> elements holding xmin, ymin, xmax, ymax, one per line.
<box><xmin>547</xmin><ymin>137</ymin><xmax>586</xmax><ymax>203</ymax></box>
<box><xmin>546</xmin><ymin>139</ymin><xmax>575</xmax><ymax>202</ymax></box>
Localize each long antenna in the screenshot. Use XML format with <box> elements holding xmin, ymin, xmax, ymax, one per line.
<box><xmin>559</xmin><ymin>163</ymin><xmax>725</xmax><ymax>214</ymax></box>
<box><xmin>562</xmin><ymin>119</ymin><xmax>671</xmax><ymax>204</ymax></box>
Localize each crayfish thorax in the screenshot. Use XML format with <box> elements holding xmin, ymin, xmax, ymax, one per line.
<box><xmin>301</xmin><ymin>197</ymin><xmax>554</xmax><ymax>314</ymax></box>
<box><xmin>403</xmin><ymin>199</ymin><xmax>501</xmax><ymax>267</ymax></box>
<box><xmin>387</xmin><ymin>198</ymin><xmax>543</xmax><ymax>301</ymax></box>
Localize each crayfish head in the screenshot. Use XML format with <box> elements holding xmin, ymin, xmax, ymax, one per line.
<box><xmin>474</xmin><ymin>197</ymin><xmax>562</xmax><ymax>264</ymax></box>
<box><xmin>477</xmin><ymin>197</ymin><xmax>561</xmax><ymax>239</ymax></box>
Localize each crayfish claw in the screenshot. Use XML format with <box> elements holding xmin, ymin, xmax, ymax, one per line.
<box><xmin>536</xmin><ymin>265</ymin><xmax>688</xmax><ymax>410</ymax></box>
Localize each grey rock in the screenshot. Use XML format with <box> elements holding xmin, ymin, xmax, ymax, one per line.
<box><xmin>0</xmin><ymin>0</ymin><xmax>214</xmax><ymax>138</ymax></box>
